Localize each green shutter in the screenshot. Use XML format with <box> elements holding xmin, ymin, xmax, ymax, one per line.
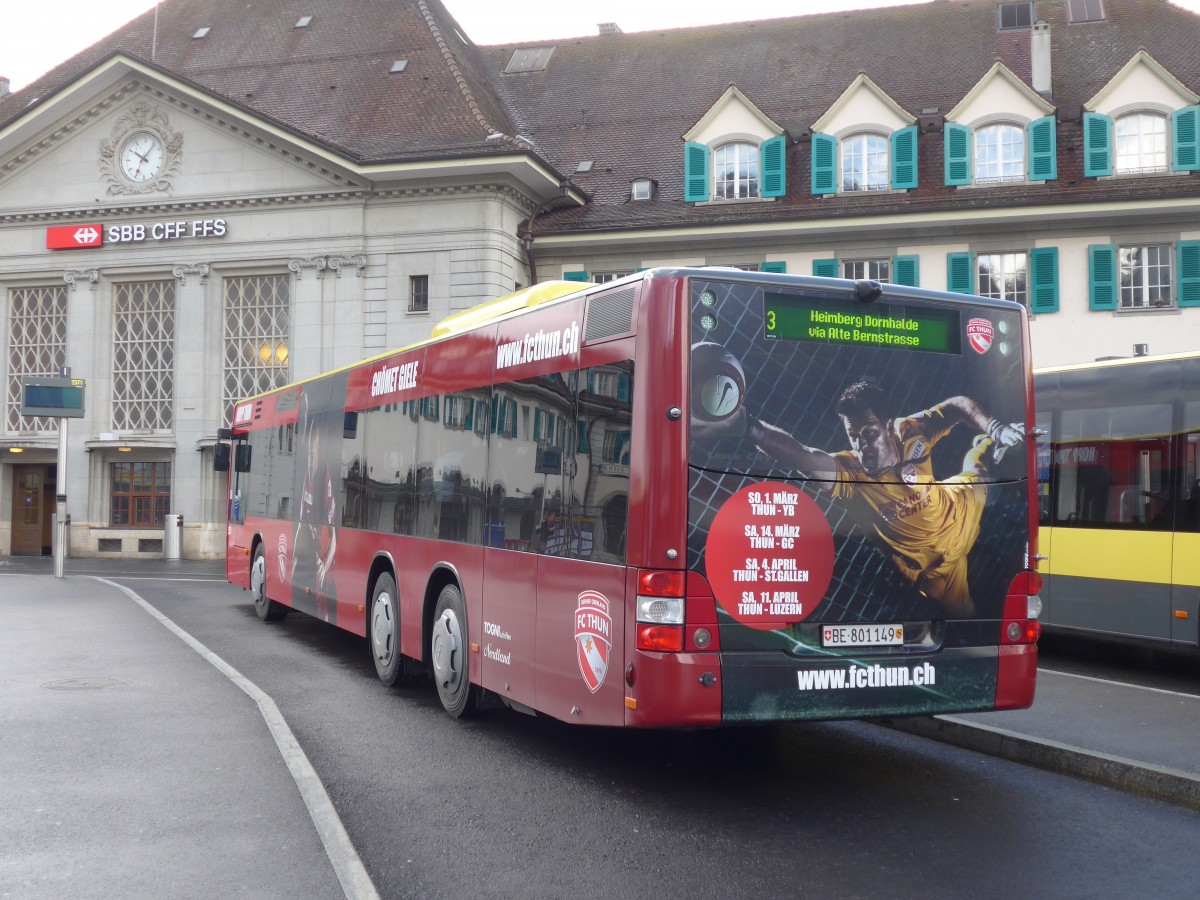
<box><xmin>760</xmin><ymin>135</ymin><xmax>786</xmax><ymax>197</ymax></box>
<box><xmin>944</xmin><ymin>123</ymin><xmax>972</xmax><ymax>186</ymax></box>
<box><xmin>1027</xmin><ymin>116</ymin><xmax>1057</xmax><ymax>181</ymax></box>
<box><xmin>1177</xmin><ymin>241</ymin><xmax>1200</xmax><ymax>307</ymax></box>
<box><xmin>1088</xmin><ymin>244</ymin><xmax>1117</xmax><ymax>310</ymax></box>
<box><xmin>1083</xmin><ymin>113</ymin><xmax>1113</xmax><ymax>177</ymax></box>
<box><xmin>760</xmin><ymin>261</ymin><xmax>787</xmax><ymax>274</ymax></box>
<box><xmin>1172</xmin><ymin>106</ymin><xmax>1200</xmax><ymax>172</ymax></box>
<box><xmin>946</xmin><ymin>252</ymin><xmax>973</xmax><ymax>294</ymax></box>
<box><xmin>684</xmin><ymin>141</ymin><xmax>710</xmax><ymax>202</ymax></box>
<box><xmin>890</xmin><ymin>126</ymin><xmax>918</xmax><ymax>189</ymax></box>
<box><xmin>812</xmin><ymin>258</ymin><xmax>838</xmax><ymax>278</ymax></box>
<box><xmin>892</xmin><ymin>255</ymin><xmax>919</xmax><ymax>287</ymax></box>
<box><xmin>562</xmin><ymin>270</ymin><xmax>589</xmax><ymax>282</ymax></box>
<box><xmin>811</xmin><ymin>133</ymin><xmax>837</xmax><ymax>195</ymax></box>
<box><xmin>1029</xmin><ymin>247</ymin><xmax>1059</xmax><ymax>313</ymax></box>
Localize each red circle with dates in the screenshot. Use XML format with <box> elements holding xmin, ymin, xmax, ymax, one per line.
<box><xmin>704</xmin><ymin>482</ymin><xmax>835</xmax><ymax>630</ymax></box>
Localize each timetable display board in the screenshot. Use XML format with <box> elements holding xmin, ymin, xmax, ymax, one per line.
<box><xmin>21</xmin><ymin>377</ymin><xmax>86</xmax><ymax>418</ymax></box>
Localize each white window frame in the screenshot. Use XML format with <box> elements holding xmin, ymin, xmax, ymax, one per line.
<box><xmin>974</xmin><ymin>123</ymin><xmax>1026</xmax><ymax>183</ymax></box>
<box><xmin>1119</xmin><ymin>244</ymin><xmax>1173</xmax><ymax>310</ymax></box>
<box><xmin>840</xmin><ymin>133</ymin><xmax>889</xmax><ymax>192</ymax></box>
<box><xmin>842</xmin><ymin>259</ymin><xmax>891</xmax><ymax>282</ymax></box>
<box><xmin>1115</xmin><ymin>112</ymin><xmax>1168</xmax><ymax>175</ymax></box>
<box><xmin>713</xmin><ymin>142</ymin><xmax>760</xmax><ymax>200</ymax></box>
<box><xmin>631</xmin><ymin>179</ymin><xmax>652</xmax><ymax>201</ymax></box>
<box><xmin>976</xmin><ymin>252</ymin><xmax>1029</xmax><ymax>307</ymax></box>
<box><xmin>1068</xmin><ymin>0</ymin><xmax>1104</xmax><ymax>23</ymax></box>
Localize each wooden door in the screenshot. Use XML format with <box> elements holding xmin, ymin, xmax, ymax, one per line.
<box><xmin>11</xmin><ymin>465</ymin><xmax>45</xmax><ymax>556</ymax></box>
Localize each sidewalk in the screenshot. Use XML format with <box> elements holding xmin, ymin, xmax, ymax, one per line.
<box><xmin>0</xmin><ymin>563</ymin><xmax>347</xmax><ymax>897</ymax></box>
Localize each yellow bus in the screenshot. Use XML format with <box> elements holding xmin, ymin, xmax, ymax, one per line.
<box><xmin>1034</xmin><ymin>352</ymin><xmax>1200</xmax><ymax>646</ymax></box>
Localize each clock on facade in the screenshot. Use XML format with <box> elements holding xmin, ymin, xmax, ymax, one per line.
<box><xmin>119</xmin><ymin>132</ymin><xmax>165</xmax><ymax>183</ymax></box>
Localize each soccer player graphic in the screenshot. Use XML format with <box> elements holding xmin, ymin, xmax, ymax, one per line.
<box><xmin>292</xmin><ymin>403</ymin><xmax>338</xmax><ymax>623</ymax></box>
<box><xmin>728</xmin><ymin>381</ymin><xmax>1024</xmax><ymax>616</ymax></box>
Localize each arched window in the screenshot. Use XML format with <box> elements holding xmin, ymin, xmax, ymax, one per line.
<box><xmin>713</xmin><ymin>142</ymin><xmax>759</xmax><ymax>199</ymax></box>
<box><xmin>841</xmin><ymin>133</ymin><xmax>888</xmax><ymax>191</ymax></box>
<box><xmin>1115</xmin><ymin>112</ymin><xmax>1168</xmax><ymax>174</ymax></box>
<box><xmin>975</xmin><ymin>123</ymin><xmax>1025</xmax><ymax>182</ymax></box>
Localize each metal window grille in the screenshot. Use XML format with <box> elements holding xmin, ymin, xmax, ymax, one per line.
<box><xmin>976</xmin><ymin>252</ymin><xmax>1029</xmax><ymax>307</ymax></box>
<box><xmin>1120</xmin><ymin>244</ymin><xmax>1173</xmax><ymax>309</ymax></box>
<box><xmin>110</xmin><ymin>460</ymin><xmax>171</xmax><ymax>527</ymax></box>
<box><xmin>409</xmin><ymin>275</ymin><xmax>429</xmax><ymax>313</ymax></box>
<box><xmin>7</xmin><ymin>285</ymin><xmax>68</xmax><ymax>432</ymax></box>
<box><xmin>222</xmin><ymin>275</ymin><xmax>290</xmax><ymax>426</ymax></box>
<box><xmin>842</xmin><ymin>259</ymin><xmax>892</xmax><ymax>282</ymax></box>
<box><xmin>841</xmin><ymin>133</ymin><xmax>889</xmax><ymax>192</ymax></box>
<box><xmin>113</xmin><ymin>281</ymin><xmax>175</xmax><ymax>431</ymax></box>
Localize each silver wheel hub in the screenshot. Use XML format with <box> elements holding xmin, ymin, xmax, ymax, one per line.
<box><xmin>251</xmin><ymin>553</ymin><xmax>266</xmax><ymax>605</ymax></box>
<box><xmin>431</xmin><ymin>607</ymin><xmax>463</xmax><ymax>689</ymax></box>
<box><xmin>372</xmin><ymin>592</ymin><xmax>396</xmax><ymax>665</ymax></box>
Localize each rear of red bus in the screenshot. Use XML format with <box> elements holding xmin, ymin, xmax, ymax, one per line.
<box><xmin>626</xmin><ymin>269</ymin><xmax>1038</xmax><ymax>725</ymax></box>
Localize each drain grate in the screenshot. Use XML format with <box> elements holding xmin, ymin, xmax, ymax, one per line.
<box><xmin>43</xmin><ymin>676</ymin><xmax>128</xmax><ymax>690</ymax></box>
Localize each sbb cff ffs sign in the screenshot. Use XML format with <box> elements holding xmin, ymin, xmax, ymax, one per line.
<box><xmin>46</xmin><ymin>224</ymin><xmax>104</xmax><ymax>250</ymax></box>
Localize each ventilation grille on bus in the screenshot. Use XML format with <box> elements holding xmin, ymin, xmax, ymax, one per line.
<box><xmin>584</xmin><ymin>287</ymin><xmax>635</xmax><ymax>342</ymax></box>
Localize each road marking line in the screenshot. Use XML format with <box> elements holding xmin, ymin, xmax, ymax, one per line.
<box><xmin>94</xmin><ymin>577</ymin><xmax>380</xmax><ymax>900</ymax></box>
<box><xmin>1040</xmin><ymin>666</ymin><xmax>1200</xmax><ymax>700</ymax></box>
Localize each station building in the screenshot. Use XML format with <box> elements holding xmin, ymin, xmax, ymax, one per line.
<box><xmin>1</xmin><ymin>0</ymin><xmax>1198</xmax><ymax>558</ymax></box>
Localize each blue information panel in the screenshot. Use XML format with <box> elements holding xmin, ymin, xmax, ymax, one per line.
<box><xmin>22</xmin><ymin>377</ymin><xmax>86</xmax><ymax>418</ymax></box>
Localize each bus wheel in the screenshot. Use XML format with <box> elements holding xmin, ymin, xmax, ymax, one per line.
<box><xmin>251</xmin><ymin>544</ymin><xmax>287</xmax><ymax>622</ymax></box>
<box><xmin>370</xmin><ymin>572</ymin><xmax>403</xmax><ymax>686</ymax></box>
<box><xmin>430</xmin><ymin>584</ymin><xmax>474</xmax><ymax>718</ymax></box>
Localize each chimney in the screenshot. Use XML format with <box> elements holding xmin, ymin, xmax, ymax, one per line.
<box><xmin>1031</xmin><ymin>20</ymin><xmax>1052</xmax><ymax>94</ymax></box>
<box><xmin>598</xmin><ymin>22</ymin><xmax>622</xmax><ymax>35</ymax></box>
<box><xmin>0</xmin><ymin>76</ymin><xmax>10</xmax><ymax>100</ymax></box>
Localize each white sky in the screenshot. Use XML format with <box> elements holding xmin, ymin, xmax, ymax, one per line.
<box><xmin>3</xmin><ymin>0</ymin><xmax>1200</xmax><ymax>91</ymax></box>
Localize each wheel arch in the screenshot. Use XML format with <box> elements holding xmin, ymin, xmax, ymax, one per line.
<box><xmin>422</xmin><ymin>563</ymin><xmax>464</xmax><ymax>667</ymax></box>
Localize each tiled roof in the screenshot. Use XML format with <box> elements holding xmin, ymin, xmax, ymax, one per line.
<box><xmin>0</xmin><ymin>0</ymin><xmax>520</xmax><ymax>163</ymax></box>
<box><xmin>3</xmin><ymin>0</ymin><xmax>1200</xmax><ymax>226</ymax></box>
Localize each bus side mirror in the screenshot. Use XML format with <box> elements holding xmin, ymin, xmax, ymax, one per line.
<box><xmin>213</xmin><ymin>442</ymin><xmax>230</xmax><ymax>473</ymax></box>
<box><xmin>235</xmin><ymin>443</ymin><xmax>252</xmax><ymax>473</ymax></box>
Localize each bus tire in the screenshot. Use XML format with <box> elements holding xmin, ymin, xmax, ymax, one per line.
<box><xmin>430</xmin><ymin>583</ymin><xmax>475</xmax><ymax>718</ymax></box>
<box><xmin>251</xmin><ymin>543</ymin><xmax>287</xmax><ymax>622</ymax></box>
<box><xmin>369</xmin><ymin>572</ymin><xmax>403</xmax><ymax>686</ymax></box>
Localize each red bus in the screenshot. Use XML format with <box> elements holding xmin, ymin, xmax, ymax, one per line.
<box><xmin>223</xmin><ymin>268</ymin><xmax>1039</xmax><ymax>726</ymax></box>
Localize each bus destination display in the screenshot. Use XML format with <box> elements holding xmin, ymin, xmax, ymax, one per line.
<box><xmin>763</xmin><ymin>292</ymin><xmax>960</xmax><ymax>354</ymax></box>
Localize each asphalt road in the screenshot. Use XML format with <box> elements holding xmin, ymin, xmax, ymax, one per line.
<box><xmin>3</xmin><ymin>560</ymin><xmax>1199</xmax><ymax>898</ymax></box>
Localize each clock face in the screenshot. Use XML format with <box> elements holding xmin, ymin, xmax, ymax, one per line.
<box><xmin>120</xmin><ymin>132</ymin><xmax>165</xmax><ymax>183</ymax></box>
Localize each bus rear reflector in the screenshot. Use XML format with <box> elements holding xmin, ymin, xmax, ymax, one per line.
<box><xmin>637</xmin><ymin>623</ymin><xmax>684</xmax><ymax>652</ymax></box>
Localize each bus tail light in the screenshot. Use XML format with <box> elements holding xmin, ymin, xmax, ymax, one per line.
<box><xmin>1001</xmin><ymin>572</ymin><xmax>1042</xmax><ymax>645</ymax></box>
<box><xmin>636</xmin><ymin>570</ymin><xmax>684</xmax><ymax>652</ymax></box>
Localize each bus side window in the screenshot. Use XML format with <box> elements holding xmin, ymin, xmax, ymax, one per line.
<box><xmin>577</xmin><ymin>360</ymin><xmax>634</xmax><ymax>564</ymax></box>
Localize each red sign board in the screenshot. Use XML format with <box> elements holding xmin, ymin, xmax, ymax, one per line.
<box><xmin>46</xmin><ymin>224</ymin><xmax>104</xmax><ymax>250</ymax></box>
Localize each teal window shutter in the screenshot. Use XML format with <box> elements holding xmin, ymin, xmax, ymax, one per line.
<box><xmin>1172</xmin><ymin>106</ymin><xmax>1200</xmax><ymax>172</ymax></box>
<box><xmin>944</xmin><ymin>123</ymin><xmax>972</xmax><ymax>186</ymax></box>
<box><xmin>1083</xmin><ymin>113</ymin><xmax>1113</xmax><ymax>177</ymax></box>
<box><xmin>760</xmin><ymin>261</ymin><xmax>787</xmax><ymax>274</ymax></box>
<box><xmin>684</xmin><ymin>141</ymin><xmax>710</xmax><ymax>202</ymax></box>
<box><xmin>563</xmin><ymin>270</ymin><xmax>589</xmax><ymax>282</ymax></box>
<box><xmin>946</xmin><ymin>252</ymin><xmax>973</xmax><ymax>294</ymax></box>
<box><xmin>811</xmin><ymin>133</ymin><xmax>837</xmax><ymax>195</ymax></box>
<box><xmin>1027</xmin><ymin>116</ymin><xmax>1057</xmax><ymax>181</ymax></box>
<box><xmin>1029</xmin><ymin>247</ymin><xmax>1059</xmax><ymax>313</ymax></box>
<box><xmin>890</xmin><ymin>126</ymin><xmax>918</xmax><ymax>189</ymax></box>
<box><xmin>1088</xmin><ymin>244</ymin><xmax>1117</xmax><ymax>310</ymax></box>
<box><xmin>760</xmin><ymin>135</ymin><xmax>786</xmax><ymax>197</ymax></box>
<box><xmin>812</xmin><ymin>258</ymin><xmax>838</xmax><ymax>278</ymax></box>
<box><xmin>892</xmin><ymin>255</ymin><xmax>919</xmax><ymax>287</ymax></box>
<box><xmin>1177</xmin><ymin>241</ymin><xmax>1200</xmax><ymax>307</ymax></box>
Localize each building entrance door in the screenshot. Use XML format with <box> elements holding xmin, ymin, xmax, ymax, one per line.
<box><xmin>11</xmin><ymin>465</ymin><xmax>52</xmax><ymax>556</ymax></box>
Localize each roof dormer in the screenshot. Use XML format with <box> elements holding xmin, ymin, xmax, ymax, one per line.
<box><xmin>682</xmin><ymin>86</ymin><xmax>786</xmax><ymax>203</ymax></box>
<box><xmin>809</xmin><ymin>75</ymin><xmax>918</xmax><ymax>196</ymax></box>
